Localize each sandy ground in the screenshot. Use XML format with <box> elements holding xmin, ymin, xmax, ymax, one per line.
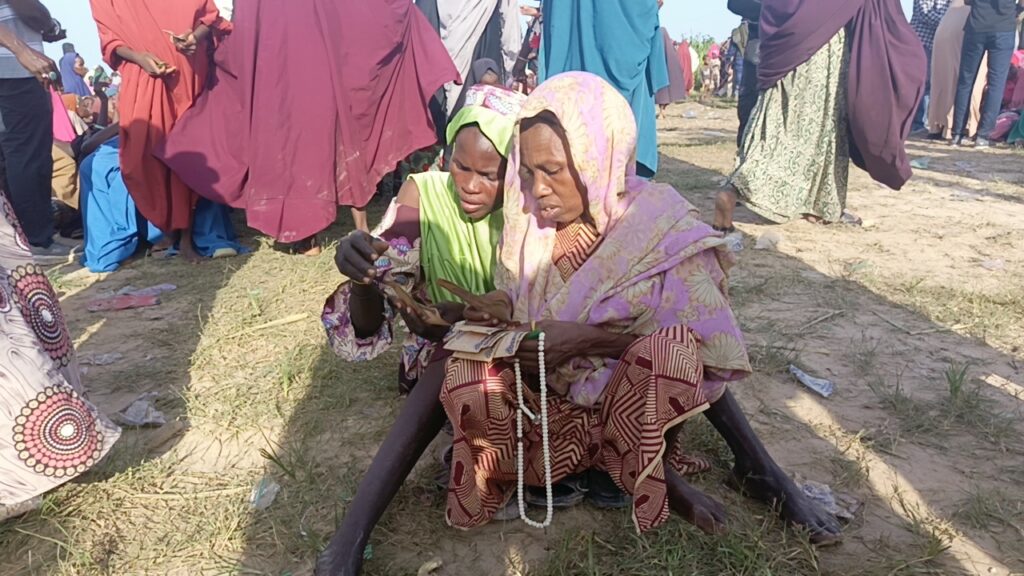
<box><xmin>1</xmin><ymin>101</ymin><xmax>1022</xmax><ymax>576</ymax></box>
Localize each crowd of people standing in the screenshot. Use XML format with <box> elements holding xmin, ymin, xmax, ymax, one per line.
<box><xmin>3</xmin><ymin>0</ymin><xmax>1008</xmax><ymax>574</ymax></box>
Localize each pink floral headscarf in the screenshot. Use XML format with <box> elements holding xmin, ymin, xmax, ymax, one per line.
<box><xmin>498</xmin><ymin>72</ymin><xmax>750</xmax><ymax>406</ymax></box>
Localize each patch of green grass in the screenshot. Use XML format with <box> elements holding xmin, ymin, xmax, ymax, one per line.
<box><xmin>953</xmin><ymin>486</ymin><xmax>1023</xmax><ymax>532</ymax></box>
<box><xmin>865</xmin><ymin>278</ymin><xmax>1024</xmax><ymax>354</ymax></box>
<box><xmin>866</xmin><ymin>373</ymin><xmax>935</xmax><ymax>439</ymax></box>
<box><xmin>538</xmin><ymin>514</ymin><xmax>821</xmax><ymax>576</ymax></box>
<box><xmin>829</xmin><ymin>431</ymin><xmax>871</xmax><ymax>492</ymax></box>
<box><xmin>749</xmin><ymin>340</ymin><xmax>799</xmax><ymax>376</ymax></box>
<box><xmin>865</xmin><ymin>363</ymin><xmax>1017</xmax><ymax>451</ymax></box>
<box><xmin>888</xmin><ymin>487</ymin><xmax>955</xmax><ymax>573</ymax></box>
<box><xmin>935</xmin><ymin>362</ymin><xmax>1016</xmax><ymax>448</ymax></box>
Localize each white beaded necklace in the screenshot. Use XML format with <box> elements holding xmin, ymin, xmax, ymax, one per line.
<box><xmin>514</xmin><ymin>331</ymin><xmax>553</xmax><ymax>528</ymax></box>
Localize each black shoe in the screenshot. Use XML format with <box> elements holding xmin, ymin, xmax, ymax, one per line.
<box><xmin>585</xmin><ymin>470</ymin><xmax>631</xmax><ymax>510</ymax></box>
<box><xmin>525</xmin><ymin>473</ymin><xmax>587</xmax><ymax>509</ymax></box>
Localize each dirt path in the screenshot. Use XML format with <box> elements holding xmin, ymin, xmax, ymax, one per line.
<box><xmin>1</xmin><ymin>101</ymin><xmax>1021</xmax><ymax>576</ymax></box>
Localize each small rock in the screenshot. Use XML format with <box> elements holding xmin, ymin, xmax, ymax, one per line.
<box><xmin>754</xmin><ymin>231</ymin><xmax>782</xmax><ymax>251</ymax></box>
<box><xmin>980</xmin><ymin>259</ymin><xmax>1005</xmax><ymax>271</ymax></box>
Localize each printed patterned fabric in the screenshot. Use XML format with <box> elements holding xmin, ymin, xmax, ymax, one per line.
<box><xmin>0</xmin><ymin>191</ymin><xmax>121</xmax><ymax>506</ymax></box>
<box><xmin>552</xmin><ymin>222</ymin><xmax>600</xmax><ymax>282</ymax></box>
<box><xmin>730</xmin><ymin>30</ymin><xmax>851</xmax><ymax>223</ymax></box>
<box><xmin>499</xmin><ymin>72</ymin><xmax>750</xmax><ymax>407</ymax></box>
<box><xmin>322</xmin><ymin>200</ymin><xmax>437</xmax><ymax>392</ymax></box>
<box><xmin>441</xmin><ymin>326</ymin><xmax>709</xmax><ymax>533</ymax></box>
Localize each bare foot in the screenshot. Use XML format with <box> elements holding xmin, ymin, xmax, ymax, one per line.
<box><xmin>713</xmin><ymin>188</ymin><xmax>738</xmax><ymax>231</ymax></box>
<box><xmin>666</xmin><ymin>469</ymin><xmax>729</xmax><ymax>535</ymax></box>
<box><xmin>178</xmin><ymin>242</ymin><xmax>203</xmax><ymax>264</ymax></box>
<box><xmin>728</xmin><ymin>466</ymin><xmax>842</xmax><ymax>546</ymax></box>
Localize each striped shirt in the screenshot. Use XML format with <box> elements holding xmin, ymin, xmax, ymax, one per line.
<box><xmin>0</xmin><ymin>1</ymin><xmax>43</xmax><ymax>79</ymax></box>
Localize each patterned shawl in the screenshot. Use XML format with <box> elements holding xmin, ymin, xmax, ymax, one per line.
<box><xmin>498</xmin><ymin>72</ymin><xmax>750</xmax><ymax>407</ymax></box>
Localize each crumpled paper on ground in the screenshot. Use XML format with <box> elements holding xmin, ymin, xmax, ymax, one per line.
<box><xmin>113</xmin><ymin>392</ymin><xmax>167</xmax><ymax>427</ymax></box>
<box><xmin>800</xmin><ymin>479</ymin><xmax>863</xmax><ymax>523</ymax></box>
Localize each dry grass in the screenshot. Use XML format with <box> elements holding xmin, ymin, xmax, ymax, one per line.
<box><xmin>3</xmin><ymin>103</ymin><xmax>1023</xmax><ymax>576</ymax></box>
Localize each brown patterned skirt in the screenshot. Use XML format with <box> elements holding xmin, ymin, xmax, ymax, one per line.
<box><xmin>440</xmin><ymin>325</ymin><xmax>709</xmax><ymax>533</ymax></box>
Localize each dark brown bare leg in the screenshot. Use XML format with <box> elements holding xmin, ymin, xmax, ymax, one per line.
<box><xmin>703</xmin><ymin>390</ymin><xmax>842</xmax><ymax>544</ymax></box>
<box><xmin>316</xmin><ymin>361</ymin><xmax>447</xmax><ymax>575</ymax></box>
<box><xmin>179</xmin><ymin>226</ymin><xmax>202</xmax><ymax>263</ymax></box>
<box><xmin>663</xmin><ymin>423</ymin><xmax>728</xmax><ymax>534</ymax></box>
<box><xmin>665</xmin><ymin>467</ymin><xmax>729</xmax><ymax>534</ymax></box>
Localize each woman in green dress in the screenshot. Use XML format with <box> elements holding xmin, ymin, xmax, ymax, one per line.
<box><xmin>714</xmin><ymin>30</ymin><xmax>856</xmax><ymax>234</ymax></box>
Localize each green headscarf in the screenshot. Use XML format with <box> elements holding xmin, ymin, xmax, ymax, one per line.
<box><xmin>415</xmin><ymin>85</ymin><xmax>526</xmax><ymax>304</ymax></box>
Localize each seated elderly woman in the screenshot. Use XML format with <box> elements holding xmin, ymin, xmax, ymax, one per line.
<box><xmin>317</xmin><ymin>73</ymin><xmax>840</xmax><ymax>576</ymax></box>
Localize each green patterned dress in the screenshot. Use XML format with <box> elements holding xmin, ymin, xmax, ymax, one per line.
<box><xmin>731</xmin><ymin>29</ymin><xmax>850</xmax><ymax>223</ymax></box>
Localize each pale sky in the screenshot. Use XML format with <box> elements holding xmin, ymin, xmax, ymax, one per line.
<box><xmin>43</xmin><ymin>0</ymin><xmax>916</xmax><ymax>76</ymax></box>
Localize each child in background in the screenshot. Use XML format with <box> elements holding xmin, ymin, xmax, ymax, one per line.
<box><xmin>700</xmin><ymin>56</ymin><xmax>714</xmax><ymax>95</ymax></box>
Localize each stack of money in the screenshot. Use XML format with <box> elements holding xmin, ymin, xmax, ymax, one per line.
<box><xmin>444</xmin><ymin>322</ymin><xmax>529</xmax><ymax>362</ymax></box>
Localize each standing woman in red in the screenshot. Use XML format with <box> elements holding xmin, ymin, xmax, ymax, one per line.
<box><xmin>89</xmin><ymin>0</ymin><xmax>230</xmax><ymax>261</ymax></box>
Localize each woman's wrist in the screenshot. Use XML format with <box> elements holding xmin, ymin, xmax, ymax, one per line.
<box><xmin>350</xmin><ymin>281</ymin><xmax>382</xmax><ymax>301</ymax></box>
<box><xmin>580</xmin><ymin>324</ymin><xmax>636</xmax><ymax>358</ymax></box>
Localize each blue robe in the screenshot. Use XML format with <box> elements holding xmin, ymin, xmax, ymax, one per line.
<box><xmin>59</xmin><ymin>53</ymin><xmax>91</xmax><ymax>97</ymax></box>
<box><xmin>539</xmin><ymin>0</ymin><xmax>668</xmax><ymax>176</ymax></box>
<box><xmin>79</xmin><ymin>137</ymin><xmax>246</xmax><ymax>272</ymax></box>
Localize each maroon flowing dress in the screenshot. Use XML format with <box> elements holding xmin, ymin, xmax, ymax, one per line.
<box><xmin>157</xmin><ymin>0</ymin><xmax>458</xmax><ymax>242</ymax></box>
